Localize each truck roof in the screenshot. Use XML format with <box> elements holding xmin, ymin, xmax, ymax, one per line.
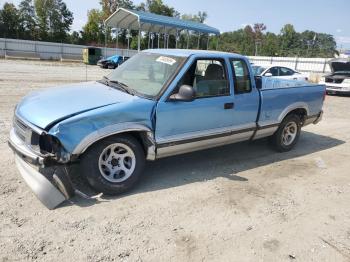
<box><xmin>144</xmin><ymin>49</ymin><xmax>245</xmax><ymax>59</ymax></box>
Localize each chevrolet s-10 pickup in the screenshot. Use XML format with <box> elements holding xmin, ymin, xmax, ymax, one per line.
<box><xmin>8</xmin><ymin>49</ymin><xmax>325</xmax><ymax>209</ymax></box>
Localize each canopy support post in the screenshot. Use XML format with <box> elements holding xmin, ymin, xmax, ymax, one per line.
<box><xmin>104</xmin><ymin>23</ymin><xmax>107</xmax><ymax>58</ymax></box>
<box><xmin>138</xmin><ymin>25</ymin><xmax>141</xmax><ymax>52</ymax></box>
<box><xmin>158</xmin><ymin>33</ymin><xmax>160</xmax><ymax>48</ymax></box>
<box><xmin>197</xmin><ymin>32</ymin><xmax>200</xmax><ymax>49</ymax></box>
<box><xmin>175</xmin><ymin>30</ymin><xmax>178</xmax><ymax>49</ymax></box>
<box><xmin>163</xmin><ymin>26</ymin><xmax>166</xmax><ymax>49</ymax></box>
<box><xmin>216</xmin><ymin>35</ymin><xmax>219</xmax><ymax>50</ymax></box>
<box><xmin>206</xmin><ymin>34</ymin><xmax>210</xmax><ymax>50</ymax></box>
<box><xmin>127</xmin><ymin>29</ymin><xmax>130</xmax><ymax>50</ymax></box>
<box><xmin>187</xmin><ymin>30</ymin><xmax>190</xmax><ymax>49</ymax></box>
<box><xmin>148</xmin><ymin>32</ymin><xmax>151</xmax><ymax>49</ymax></box>
<box><xmin>116</xmin><ymin>27</ymin><xmax>119</xmax><ymax>50</ymax></box>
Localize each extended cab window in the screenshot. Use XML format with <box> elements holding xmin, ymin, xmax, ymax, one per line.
<box><xmin>231</xmin><ymin>59</ymin><xmax>252</xmax><ymax>94</ymax></box>
<box><xmin>177</xmin><ymin>59</ymin><xmax>229</xmax><ymax>98</ymax></box>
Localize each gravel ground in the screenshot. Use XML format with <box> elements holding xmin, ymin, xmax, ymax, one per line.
<box><xmin>0</xmin><ymin>59</ymin><xmax>350</xmax><ymax>262</ymax></box>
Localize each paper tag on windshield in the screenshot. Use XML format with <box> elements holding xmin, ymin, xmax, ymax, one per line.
<box><xmin>156</xmin><ymin>56</ymin><xmax>176</xmax><ymax>65</ymax></box>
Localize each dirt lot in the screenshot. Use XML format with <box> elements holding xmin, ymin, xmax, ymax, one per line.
<box><xmin>0</xmin><ymin>59</ymin><xmax>350</xmax><ymax>262</ymax></box>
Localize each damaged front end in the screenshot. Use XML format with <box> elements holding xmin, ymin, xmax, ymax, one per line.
<box><xmin>8</xmin><ymin>114</ymin><xmax>74</xmax><ymax>209</ymax></box>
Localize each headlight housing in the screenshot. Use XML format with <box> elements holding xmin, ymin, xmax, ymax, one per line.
<box><xmin>343</xmin><ymin>78</ymin><xmax>350</xmax><ymax>84</ymax></box>
<box><xmin>319</xmin><ymin>76</ymin><xmax>326</xmax><ymax>83</ymax></box>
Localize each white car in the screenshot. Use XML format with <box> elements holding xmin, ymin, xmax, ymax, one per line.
<box><xmin>252</xmin><ymin>65</ymin><xmax>309</xmax><ymax>81</ymax></box>
<box><xmin>319</xmin><ymin>58</ymin><xmax>350</xmax><ymax>95</ymax></box>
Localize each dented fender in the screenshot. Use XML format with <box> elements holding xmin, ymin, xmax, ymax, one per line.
<box><xmin>47</xmin><ymin>97</ymin><xmax>157</xmax><ymax>159</ymax></box>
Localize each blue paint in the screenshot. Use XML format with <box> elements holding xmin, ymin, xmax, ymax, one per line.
<box><xmin>15</xmin><ymin>49</ymin><xmax>325</xmax><ymax>156</ymax></box>
<box><xmin>105</xmin><ymin>55</ymin><xmax>123</xmax><ymax>64</ymax></box>
<box><xmin>117</xmin><ymin>9</ymin><xmax>220</xmax><ymax>35</ymax></box>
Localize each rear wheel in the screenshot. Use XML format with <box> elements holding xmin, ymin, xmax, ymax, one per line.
<box><xmin>270</xmin><ymin>114</ymin><xmax>301</xmax><ymax>152</ymax></box>
<box><xmin>80</xmin><ymin>135</ymin><xmax>145</xmax><ymax>195</ymax></box>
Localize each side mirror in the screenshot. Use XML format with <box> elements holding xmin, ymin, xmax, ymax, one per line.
<box><xmin>169</xmin><ymin>85</ymin><xmax>195</xmax><ymax>102</ymax></box>
<box><xmin>265</xmin><ymin>73</ymin><xmax>273</xmax><ymax>77</ymax></box>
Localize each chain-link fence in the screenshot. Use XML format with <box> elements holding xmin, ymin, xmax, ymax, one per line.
<box><xmin>248</xmin><ymin>56</ymin><xmax>332</xmax><ymax>73</ymax></box>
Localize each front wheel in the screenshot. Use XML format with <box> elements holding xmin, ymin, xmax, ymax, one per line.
<box><xmin>80</xmin><ymin>135</ymin><xmax>145</xmax><ymax>195</ymax></box>
<box><xmin>270</xmin><ymin>114</ymin><xmax>301</xmax><ymax>152</ymax></box>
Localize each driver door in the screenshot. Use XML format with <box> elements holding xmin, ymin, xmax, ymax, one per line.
<box><xmin>154</xmin><ymin>57</ymin><xmax>255</xmax><ymax>158</ymax></box>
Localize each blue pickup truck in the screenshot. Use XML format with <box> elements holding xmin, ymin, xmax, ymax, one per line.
<box><xmin>9</xmin><ymin>49</ymin><xmax>325</xmax><ymax>209</ymax></box>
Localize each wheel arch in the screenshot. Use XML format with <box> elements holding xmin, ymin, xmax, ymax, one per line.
<box><xmin>72</xmin><ymin>123</ymin><xmax>156</xmax><ymax>160</ymax></box>
<box><xmin>278</xmin><ymin>103</ymin><xmax>309</xmax><ymax>123</ymax></box>
<box><xmin>285</xmin><ymin>108</ymin><xmax>308</xmax><ymax>122</ymax></box>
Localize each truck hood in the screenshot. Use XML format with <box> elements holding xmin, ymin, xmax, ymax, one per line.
<box><xmin>16</xmin><ymin>81</ymin><xmax>136</xmax><ymax>129</ymax></box>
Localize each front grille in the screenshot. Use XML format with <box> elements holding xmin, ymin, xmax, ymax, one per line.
<box><xmin>13</xmin><ymin>117</ymin><xmax>29</xmax><ymax>142</ymax></box>
<box><xmin>325</xmin><ymin>78</ymin><xmax>343</xmax><ymax>84</ymax></box>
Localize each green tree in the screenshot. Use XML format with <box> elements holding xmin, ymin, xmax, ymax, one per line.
<box><xmin>0</xmin><ymin>3</ymin><xmax>20</xmax><ymax>38</ymax></box>
<box><xmin>34</xmin><ymin>0</ymin><xmax>73</xmax><ymax>41</ymax></box>
<box><xmin>69</xmin><ymin>31</ymin><xmax>82</xmax><ymax>44</ymax></box>
<box><xmin>96</xmin><ymin>0</ymin><xmax>135</xmax><ymax>48</ymax></box>
<box><xmin>34</xmin><ymin>0</ymin><xmax>49</xmax><ymax>39</ymax></box>
<box><xmin>181</xmin><ymin>11</ymin><xmax>208</xmax><ymax>49</ymax></box>
<box><xmin>82</xmin><ymin>9</ymin><xmax>105</xmax><ymax>44</ymax></box>
<box><xmin>141</xmin><ymin>0</ymin><xmax>179</xmax><ymax>17</ymax></box>
<box><xmin>260</xmin><ymin>32</ymin><xmax>279</xmax><ymax>56</ymax></box>
<box><xmin>100</xmin><ymin>0</ymin><xmax>134</xmax><ymax>20</ymax></box>
<box><xmin>279</xmin><ymin>24</ymin><xmax>300</xmax><ymax>56</ymax></box>
<box><xmin>182</xmin><ymin>11</ymin><xmax>207</xmax><ymax>23</ymax></box>
<box><xmin>218</xmin><ymin>26</ymin><xmax>256</xmax><ymax>55</ymax></box>
<box><xmin>313</xmin><ymin>33</ymin><xmax>338</xmax><ymax>57</ymax></box>
<box><xmin>18</xmin><ymin>0</ymin><xmax>37</xmax><ymax>40</ymax></box>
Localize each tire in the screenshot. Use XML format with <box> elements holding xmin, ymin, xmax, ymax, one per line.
<box><xmin>270</xmin><ymin>114</ymin><xmax>301</xmax><ymax>152</ymax></box>
<box><xmin>80</xmin><ymin>135</ymin><xmax>145</xmax><ymax>195</ymax></box>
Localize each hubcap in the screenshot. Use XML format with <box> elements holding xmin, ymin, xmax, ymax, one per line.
<box><xmin>98</xmin><ymin>143</ymin><xmax>136</xmax><ymax>183</ymax></box>
<box><xmin>282</xmin><ymin>122</ymin><xmax>297</xmax><ymax>146</ymax></box>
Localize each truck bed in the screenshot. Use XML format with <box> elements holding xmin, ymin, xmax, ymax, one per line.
<box><xmin>258</xmin><ymin>79</ymin><xmax>325</xmax><ymax>127</ymax></box>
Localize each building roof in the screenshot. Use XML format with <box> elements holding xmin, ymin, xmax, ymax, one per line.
<box><xmin>105</xmin><ymin>8</ymin><xmax>220</xmax><ymax>35</ymax></box>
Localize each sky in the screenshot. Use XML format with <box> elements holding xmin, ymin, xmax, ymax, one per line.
<box><xmin>2</xmin><ymin>0</ymin><xmax>350</xmax><ymax>48</ymax></box>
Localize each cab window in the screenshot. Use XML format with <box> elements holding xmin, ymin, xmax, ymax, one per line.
<box><xmin>231</xmin><ymin>59</ymin><xmax>252</xmax><ymax>94</ymax></box>
<box><xmin>177</xmin><ymin>59</ymin><xmax>230</xmax><ymax>98</ymax></box>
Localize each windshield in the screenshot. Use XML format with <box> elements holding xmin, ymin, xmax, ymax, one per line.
<box><xmin>106</xmin><ymin>52</ymin><xmax>185</xmax><ymax>98</ymax></box>
<box><xmin>252</xmin><ymin>66</ymin><xmax>266</xmax><ymax>76</ymax></box>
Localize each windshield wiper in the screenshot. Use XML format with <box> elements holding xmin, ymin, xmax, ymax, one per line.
<box><xmin>101</xmin><ymin>76</ymin><xmax>134</xmax><ymax>95</ymax></box>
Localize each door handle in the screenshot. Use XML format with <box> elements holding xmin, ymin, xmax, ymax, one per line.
<box><xmin>224</xmin><ymin>102</ymin><xmax>234</xmax><ymax>110</ymax></box>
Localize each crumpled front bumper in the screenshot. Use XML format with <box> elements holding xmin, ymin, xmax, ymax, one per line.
<box><xmin>8</xmin><ymin>128</ymin><xmax>66</xmax><ymax>209</ymax></box>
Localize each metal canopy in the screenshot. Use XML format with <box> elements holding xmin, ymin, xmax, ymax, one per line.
<box><xmin>105</xmin><ymin>8</ymin><xmax>220</xmax><ymax>35</ymax></box>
